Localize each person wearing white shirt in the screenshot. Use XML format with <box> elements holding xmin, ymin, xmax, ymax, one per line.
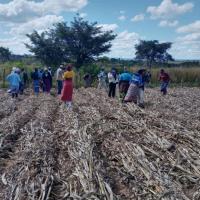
<box><xmin>56</xmin><ymin>65</ymin><xmax>64</xmax><ymax>95</ymax></box>
<box><xmin>108</xmin><ymin>68</ymin><xmax>118</xmax><ymax>98</ymax></box>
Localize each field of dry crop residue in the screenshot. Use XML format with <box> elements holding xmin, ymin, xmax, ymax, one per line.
<box><xmin>0</xmin><ymin>87</ymin><xmax>200</xmax><ymax>200</ymax></box>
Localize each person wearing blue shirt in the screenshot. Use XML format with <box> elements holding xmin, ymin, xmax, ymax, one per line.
<box><xmin>31</xmin><ymin>68</ymin><xmax>40</xmax><ymax>95</ymax></box>
<box><xmin>124</xmin><ymin>69</ymin><xmax>147</xmax><ymax>108</ymax></box>
<box><xmin>6</xmin><ymin>69</ymin><xmax>21</xmax><ymax>98</ymax></box>
<box><xmin>118</xmin><ymin>69</ymin><xmax>132</xmax><ymax>102</ymax></box>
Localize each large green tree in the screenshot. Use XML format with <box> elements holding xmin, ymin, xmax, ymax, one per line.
<box><xmin>26</xmin><ymin>16</ymin><xmax>116</xmax><ymax>68</ymax></box>
<box><xmin>135</xmin><ymin>40</ymin><xmax>174</xmax><ymax>68</ymax></box>
<box><xmin>26</xmin><ymin>31</ymin><xmax>66</xmax><ymax>68</ymax></box>
<box><xmin>0</xmin><ymin>47</ymin><xmax>11</xmax><ymax>63</ymax></box>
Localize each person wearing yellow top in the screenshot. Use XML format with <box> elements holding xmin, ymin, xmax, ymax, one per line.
<box><xmin>61</xmin><ymin>65</ymin><xmax>75</xmax><ymax>109</ymax></box>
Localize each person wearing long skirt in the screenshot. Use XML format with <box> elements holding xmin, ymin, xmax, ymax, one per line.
<box><xmin>124</xmin><ymin>69</ymin><xmax>146</xmax><ymax>108</ymax></box>
<box><xmin>61</xmin><ymin>65</ymin><xmax>75</xmax><ymax>108</ymax></box>
<box><xmin>42</xmin><ymin>68</ymin><xmax>52</xmax><ymax>94</ymax></box>
<box><xmin>118</xmin><ymin>70</ymin><xmax>132</xmax><ymax>102</ymax></box>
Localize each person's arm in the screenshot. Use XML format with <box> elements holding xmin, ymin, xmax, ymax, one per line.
<box><xmin>6</xmin><ymin>74</ymin><xmax>10</xmax><ymax>81</ymax></box>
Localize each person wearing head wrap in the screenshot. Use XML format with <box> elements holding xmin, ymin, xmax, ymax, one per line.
<box><xmin>31</xmin><ymin>68</ymin><xmax>40</xmax><ymax>95</ymax></box>
<box><xmin>6</xmin><ymin>68</ymin><xmax>21</xmax><ymax>98</ymax></box>
<box><xmin>118</xmin><ymin>68</ymin><xmax>132</xmax><ymax>102</ymax></box>
<box><xmin>61</xmin><ymin>65</ymin><xmax>75</xmax><ymax>108</ymax></box>
<box><xmin>108</xmin><ymin>68</ymin><xmax>118</xmax><ymax>98</ymax></box>
<box><xmin>42</xmin><ymin>67</ymin><xmax>52</xmax><ymax>93</ymax></box>
<box><xmin>97</xmin><ymin>68</ymin><xmax>107</xmax><ymax>91</ymax></box>
<box><xmin>124</xmin><ymin>69</ymin><xmax>146</xmax><ymax>108</ymax></box>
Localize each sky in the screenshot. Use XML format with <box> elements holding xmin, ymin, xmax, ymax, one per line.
<box><xmin>0</xmin><ymin>0</ymin><xmax>199</xmax><ymax>60</ymax></box>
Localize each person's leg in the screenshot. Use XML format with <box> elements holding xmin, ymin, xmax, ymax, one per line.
<box><xmin>138</xmin><ymin>89</ymin><xmax>145</xmax><ymax>108</ymax></box>
<box><xmin>98</xmin><ymin>81</ymin><xmax>101</xmax><ymax>89</ymax></box>
<box><xmin>57</xmin><ymin>81</ymin><xmax>61</xmax><ymax>94</ymax></box>
<box><xmin>108</xmin><ymin>83</ymin><xmax>112</xmax><ymax>97</ymax></box>
<box><xmin>59</xmin><ymin>81</ymin><xmax>63</xmax><ymax>94</ymax></box>
<box><xmin>104</xmin><ymin>81</ymin><xmax>108</xmax><ymax>92</ymax></box>
<box><xmin>112</xmin><ymin>83</ymin><xmax>116</xmax><ymax>98</ymax></box>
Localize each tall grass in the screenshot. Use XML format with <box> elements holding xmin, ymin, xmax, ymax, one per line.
<box><xmin>1</xmin><ymin>61</ymin><xmax>200</xmax><ymax>88</ymax></box>
<box><xmin>146</xmin><ymin>67</ymin><xmax>200</xmax><ymax>87</ymax></box>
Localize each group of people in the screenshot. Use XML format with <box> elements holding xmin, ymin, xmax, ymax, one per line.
<box><xmin>6</xmin><ymin>64</ymin><xmax>170</xmax><ymax>109</ymax></box>
<box><xmin>30</xmin><ymin>65</ymin><xmax>75</xmax><ymax>108</ymax></box>
<box><xmin>97</xmin><ymin>67</ymin><xmax>170</xmax><ymax>108</ymax></box>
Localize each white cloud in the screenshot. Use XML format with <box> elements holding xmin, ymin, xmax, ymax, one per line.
<box><xmin>79</xmin><ymin>12</ymin><xmax>87</xmax><ymax>18</ymax></box>
<box><xmin>159</xmin><ymin>20</ymin><xmax>178</xmax><ymax>27</ymax></box>
<box><xmin>131</xmin><ymin>14</ymin><xmax>145</xmax><ymax>22</ymax></box>
<box><xmin>0</xmin><ymin>0</ymin><xmax>88</xmax><ymax>23</ymax></box>
<box><xmin>170</xmin><ymin>40</ymin><xmax>200</xmax><ymax>59</ymax></box>
<box><xmin>120</xmin><ymin>10</ymin><xmax>125</xmax><ymax>14</ymax></box>
<box><xmin>147</xmin><ymin>0</ymin><xmax>194</xmax><ymax>19</ymax></box>
<box><xmin>118</xmin><ymin>15</ymin><xmax>126</xmax><ymax>21</ymax></box>
<box><xmin>176</xmin><ymin>20</ymin><xmax>200</xmax><ymax>33</ymax></box>
<box><xmin>9</xmin><ymin>15</ymin><xmax>64</xmax><ymax>36</ymax></box>
<box><xmin>0</xmin><ymin>37</ymin><xmax>30</xmax><ymax>55</ymax></box>
<box><xmin>107</xmin><ymin>31</ymin><xmax>141</xmax><ymax>58</ymax></box>
<box><xmin>98</xmin><ymin>24</ymin><xmax>119</xmax><ymax>32</ymax></box>
<box><xmin>177</xmin><ymin>33</ymin><xmax>200</xmax><ymax>42</ymax></box>
<box><xmin>172</xmin><ymin>20</ymin><xmax>200</xmax><ymax>59</ymax></box>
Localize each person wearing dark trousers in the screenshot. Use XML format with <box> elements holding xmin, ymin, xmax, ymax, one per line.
<box><xmin>108</xmin><ymin>68</ymin><xmax>118</xmax><ymax>98</ymax></box>
<box><xmin>56</xmin><ymin>65</ymin><xmax>64</xmax><ymax>95</ymax></box>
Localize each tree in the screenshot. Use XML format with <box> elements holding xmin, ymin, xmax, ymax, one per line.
<box><xmin>26</xmin><ymin>16</ymin><xmax>116</xmax><ymax>69</ymax></box>
<box><xmin>135</xmin><ymin>40</ymin><xmax>174</xmax><ymax>69</ymax></box>
<box><xmin>26</xmin><ymin>31</ymin><xmax>66</xmax><ymax>68</ymax></box>
<box><xmin>0</xmin><ymin>47</ymin><xmax>11</xmax><ymax>63</ymax></box>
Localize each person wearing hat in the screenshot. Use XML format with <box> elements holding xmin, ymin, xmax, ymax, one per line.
<box><xmin>124</xmin><ymin>69</ymin><xmax>146</xmax><ymax>108</ymax></box>
<box><xmin>42</xmin><ymin>67</ymin><xmax>52</xmax><ymax>94</ymax></box>
<box><xmin>56</xmin><ymin>65</ymin><xmax>64</xmax><ymax>95</ymax></box>
<box><xmin>6</xmin><ymin>68</ymin><xmax>21</xmax><ymax>98</ymax></box>
<box><xmin>61</xmin><ymin>65</ymin><xmax>75</xmax><ymax>109</ymax></box>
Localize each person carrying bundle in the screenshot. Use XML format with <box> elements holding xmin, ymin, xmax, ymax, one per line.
<box><xmin>118</xmin><ymin>69</ymin><xmax>132</xmax><ymax>102</ymax></box>
<box><xmin>124</xmin><ymin>69</ymin><xmax>146</xmax><ymax>108</ymax></box>
<box><xmin>159</xmin><ymin>69</ymin><xmax>170</xmax><ymax>95</ymax></box>
<box><xmin>61</xmin><ymin>65</ymin><xmax>75</xmax><ymax>109</ymax></box>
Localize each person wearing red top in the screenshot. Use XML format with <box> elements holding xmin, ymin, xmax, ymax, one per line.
<box><xmin>159</xmin><ymin>69</ymin><xmax>170</xmax><ymax>95</ymax></box>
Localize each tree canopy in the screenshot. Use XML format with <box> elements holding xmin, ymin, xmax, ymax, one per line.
<box><xmin>0</xmin><ymin>47</ymin><xmax>11</xmax><ymax>63</ymax></box>
<box><xmin>135</xmin><ymin>40</ymin><xmax>174</xmax><ymax>68</ymax></box>
<box><xmin>26</xmin><ymin>16</ymin><xmax>116</xmax><ymax>69</ymax></box>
